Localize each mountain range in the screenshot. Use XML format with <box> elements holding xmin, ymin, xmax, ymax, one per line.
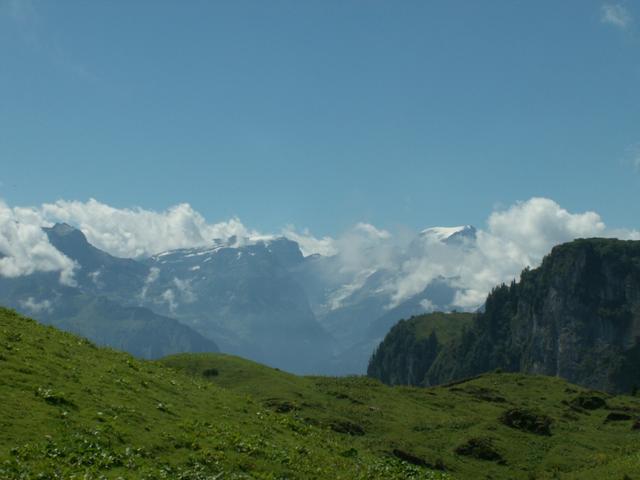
<box><xmin>0</xmin><ymin>222</ymin><xmax>474</xmax><ymax>373</ymax></box>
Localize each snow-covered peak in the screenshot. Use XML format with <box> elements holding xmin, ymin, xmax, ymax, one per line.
<box><xmin>149</xmin><ymin>244</ymin><xmax>226</xmax><ymax>263</ymax></box>
<box><xmin>147</xmin><ymin>235</ymin><xmax>305</xmax><ymax>269</ymax></box>
<box><xmin>149</xmin><ymin>236</ymin><xmax>248</xmax><ymax>260</ymax></box>
<box><xmin>46</xmin><ymin>222</ymin><xmax>78</xmax><ymax>236</ymax></box>
<box><xmin>419</xmin><ymin>225</ymin><xmax>477</xmax><ymax>244</ymax></box>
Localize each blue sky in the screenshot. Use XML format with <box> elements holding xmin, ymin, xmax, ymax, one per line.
<box><xmin>1</xmin><ymin>0</ymin><xmax>638</xmax><ymax>236</ymax></box>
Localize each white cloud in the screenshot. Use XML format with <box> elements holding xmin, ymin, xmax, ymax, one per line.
<box><xmin>1</xmin><ymin>195</ymin><xmax>638</xmax><ymax>314</ymax></box>
<box><xmin>485</xmin><ymin>197</ymin><xmax>605</xmax><ymax>259</ymax></box>
<box><xmin>334</xmin><ymin>223</ymin><xmax>397</xmax><ymax>275</ymax></box>
<box><xmin>353</xmin><ymin>222</ymin><xmax>391</xmax><ymax>240</ymax></box>
<box><xmin>326</xmin><ymin>268</ymin><xmax>377</xmax><ymax>311</ymax></box>
<box><xmin>608</xmin><ymin>227</ymin><xmax>640</xmax><ymax>240</ymax></box>
<box><xmin>0</xmin><ymin>200</ymin><xmax>76</xmax><ymax>284</ymax></box>
<box><xmin>139</xmin><ymin>266</ymin><xmax>160</xmax><ymax>300</ymax></box>
<box><xmin>173</xmin><ymin>277</ymin><xmax>196</xmax><ymax>303</ymax></box>
<box><xmin>284</xmin><ymin>223</ymin><xmax>391</xmax><ymax>260</ymax></box>
<box><xmin>40</xmin><ymin>199</ymin><xmax>258</xmax><ymax>258</ymax></box>
<box><xmin>19</xmin><ymin>297</ymin><xmax>52</xmax><ymax>314</ymax></box>
<box><xmin>38</xmin><ymin>198</ymin><xmax>343</xmax><ymax>259</ymax></box>
<box><xmin>388</xmin><ymin>198</ymin><xmax>613</xmax><ymax>309</ymax></box>
<box><xmin>601</xmin><ymin>4</ymin><xmax>632</xmax><ymax>29</ymax></box>
<box><xmin>88</xmin><ymin>269</ymin><xmax>103</xmax><ymax>288</ymax></box>
<box><xmin>281</xmin><ymin>227</ymin><xmax>337</xmax><ymax>257</ymax></box>
<box><xmin>0</xmin><ymin>197</ymin><xmax>342</xmax><ymax>282</ymax></box>
<box><xmin>160</xmin><ymin>289</ymin><xmax>177</xmax><ymax>313</ymax></box>
<box><xmin>419</xmin><ymin>298</ymin><xmax>435</xmax><ymax>312</ymax></box>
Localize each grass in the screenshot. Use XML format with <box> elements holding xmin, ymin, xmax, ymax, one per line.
<box><xmin>1</xmin><ymin>307</ymin><xmax>640</xmax><ymax>479</ymax></box>
<box><xmin>409</xmin><ymin>312</ymin><xmax>473</xmax><ymax>343</ymax></box>
<box><xmin>162</xmin><ymin>354</ymin><xmax>640</xmax><ymax>479</ymax></box>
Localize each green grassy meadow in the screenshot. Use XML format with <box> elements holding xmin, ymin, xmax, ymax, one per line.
<box><xmin>1</xmin><ymin>307</ymin><xmax>639</xmax><ymax>479</ymax></box>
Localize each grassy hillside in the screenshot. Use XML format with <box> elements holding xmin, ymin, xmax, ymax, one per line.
<box><xmin>1</xmin><ymin>307</ymin><xmax>640</xmax><ymax>479</ymax></box>
<box><xmin>0</xmin><ymin>307</ymin><xmax>437</xmax><ymax>480</ymax></box>
<box><xmin>408</xmin><ymin>312</ymin><xmax>474</xmax><ymax>343</ymax></box>
<box><xmin>163</xmin><ymin>353</ymin><xmax>640</xmax><ymax>479</ymax></box>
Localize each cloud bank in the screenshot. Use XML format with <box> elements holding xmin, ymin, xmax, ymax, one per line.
<box><xmin>40</xmin><ymin>199</ymin><xmax>261</xmax><ymax>258</ymax></box>
<box><xmin>450</xmin><ymin>198</ymin><xmax>609</xmax><ymax>307</ymax></box>
<box><xmin>0</xmin><ymin>197</ymin><xmax>638</xmax><ymax>310</ymax></box>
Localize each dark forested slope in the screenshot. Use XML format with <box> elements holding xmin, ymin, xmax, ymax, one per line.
<box><xmin>367</xmin><ymin>312</ymin><xmax>472</xmax><ymax>385</ymax></box>
<box><xmin>371</xmin><ymin>238</ymin><xmax>640</xmax><ymax>394</ymax></box>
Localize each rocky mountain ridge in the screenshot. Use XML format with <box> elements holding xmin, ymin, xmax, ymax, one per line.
<box><xmin>369</xmin><ymin>238</ymin><xmax>640</xmax><ymax>393</ymax></box>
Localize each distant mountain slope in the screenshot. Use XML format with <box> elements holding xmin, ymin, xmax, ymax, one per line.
<box><xmin>0</xmin><ymin>273</ymin><xmax>218</xmax><ymax>358</ymax></box>
<box><xmin>42</xmin><ymin>292</ymin><xmax>219</xmax><ymax>358</ymax></box>
<box><xmin>141</xmin><ymin>238</ymin><xmax>336</xmax><ymax>373</ymax></box>
<box><xmin>2</xmin><ymin>307</ymin><xmax>640</xmax><ymax>479</ymax></box>
<box><xmin>25</xmin><ymin>225</ymin><xmax>334</xmax><ymax>372</ymax></box>
<box><xmin>5</xmin><ymin>221</ymin><xmax>485</xmax><ymax>374</ymax></box>
<box><xmin>44</xmin><ymin>223</ymin><xmax>149</xmax><ymax>303</ymax></box>
<box><xmin>367</xmin><ymin>312</ymin><xmax>473</xmax><ymax>386</ymax></box>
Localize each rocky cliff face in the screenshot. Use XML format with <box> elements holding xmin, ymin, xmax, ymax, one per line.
<box><xmin>426</xmin><ymin>238</ymin><xmax>640</xmax><ymax>393</ymax></box>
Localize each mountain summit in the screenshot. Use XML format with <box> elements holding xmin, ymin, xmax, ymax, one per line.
<box><xmin>419</xmin><ymin>225</ymin><xmax>477</xmax><ymax>244</ymax></box>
